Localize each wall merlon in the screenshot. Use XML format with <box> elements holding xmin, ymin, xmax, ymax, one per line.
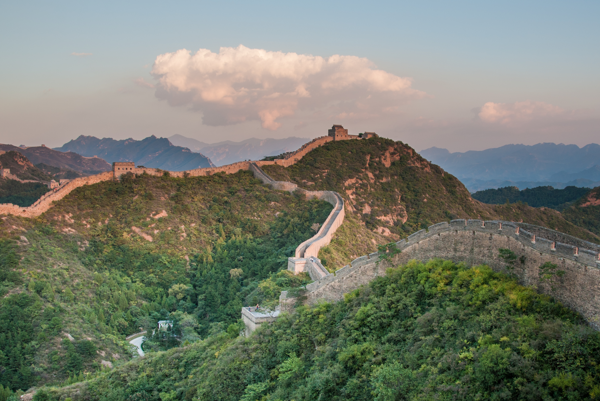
<box><xmin>408</xmin><ymin>229</ymin><xmax>427</xmax><ymax>241</ymax></box>
<box><xmin>466</xmin><ymin>220</ymin><xmax>483</xmax><ymax>229</ymax></box>
<box><xmin>428</xmin><ymin>222</ymin><xmax>449</xmax><ymax>234</ymax></box>
<box><xmin>450</xmin><ymin>219</ymin><xmax>467</xmax><ymax>229</ymax></box>
<box><xmin>532</xmin><ymin>237</ymin><xmax>554</xmax><ymax>253</ymax></box>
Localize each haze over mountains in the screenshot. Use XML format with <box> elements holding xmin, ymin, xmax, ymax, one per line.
<box><xmin>0</xmin><ymin>144</ymin><xmax>111</xmax><ymax>176</ymax></box>
<box><xmin>168</xmin><ymin>134</ymin><xmax>310</xmax><ymax>166</ymax></box>
<box><xmin>420</xmin><ymin>143</ymin><xmax>600</xmax><ymax>192</ymax></box>
<box><xmin>56</xmin><ymin>135</ymin><xmax>215</xmax><ymax>171</ymax></box>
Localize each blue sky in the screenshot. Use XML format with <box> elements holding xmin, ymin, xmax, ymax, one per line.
<box><xmin>1</xmin><ymin>0</ymin><xmax>598</xmax><ymax>150</ymax></box>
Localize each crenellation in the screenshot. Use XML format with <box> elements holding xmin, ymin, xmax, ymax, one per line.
<box><xmin>408</xmin><ymin>229</ymin><xmax>427</xmax><ymax>241</ymax></box>
<box><xmin>466</xmin><ymin>219</ymin><xmax>483</xmax><ymax>229</ymax></box>
<box><xmin>427</xmin><ymin>222</ymin><xmax>449</xmax><ymax>234</ymax></box>
<box><xmin>450</xmin><ymin>219</ymin><xmax>467</xmax><ymax>229</ymax></box>
<box><xmin>532</xmin><ymin>237</ymin><xmax>554</xmax><ymax>253</ymax></box>
<box><xmin>302</xmin><ymin>221</ymin><xmax>600</xmax><ymax>330</ymax></box>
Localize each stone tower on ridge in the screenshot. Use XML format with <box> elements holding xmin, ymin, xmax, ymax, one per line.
<box><xmin>328</xmin><ymin>125</ymin><xmax>350</xmax><ymax>140</ymax></box>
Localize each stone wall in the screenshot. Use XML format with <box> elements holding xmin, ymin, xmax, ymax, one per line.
<box><xmin>249</xmin><ymin>163</ymin><xmax>345</xmax><ymax>281</ymax></box>
<box><xmin>0</xmin><ymin>172</ymin><xmax>113</xmax><ymax>218</ymax></box>
<box><xmin>304</xmin><ymin>219</ymin><xmax>600</xmax><ymax>329</ymax></box>
<box><xmin>0</xmin><ymin>133</ymin><xmax>347</xmax><ymax>218</ymax></box>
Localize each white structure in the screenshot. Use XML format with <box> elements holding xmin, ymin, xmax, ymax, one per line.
<box><xmin>158</xmin><ymin>320</ymin><xmax>173</xmax><ymax>331</ymax></box>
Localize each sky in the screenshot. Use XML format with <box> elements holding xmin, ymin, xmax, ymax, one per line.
<box><xmin>0</xmin><ymin>0</ymin><xmax>598</xmax><ymax>151</ymax></box>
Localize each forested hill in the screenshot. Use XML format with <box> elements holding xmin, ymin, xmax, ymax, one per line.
<box><xmin>0</xmin><ymin>171</ymin><xmax>332</xmax><ymax>393</ymax></box>
<box><xmin>562</xmin><ymin>186</ymin><xmax>600</xmax><ymax>237</ymax></box>
<box><xmin>44</xmin><ymin>260</ymin><xmax>600</xmax><ymax>401</ymax></box>
<box><xmin>262</xmin><ymin>137</ymin><xmax>600</xmax><ymax>246</ymax></box>
<box><xmin>472</xmin><ymin>185</ymin><xmax>590</xmax><ymax>210</ymax></box>
<box><xmin>0</xmin><ymin>150</ymin><xmax>52</xmax><ymax>181</ymax></box>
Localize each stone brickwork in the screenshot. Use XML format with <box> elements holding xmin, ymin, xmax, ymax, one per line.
<box><xmin>113</xmin><ymin>162</ymin><xmax>135</xmax><ymax>178</ymax></box>
<box><xmin>304</xmin><ymin>219</ymin><xmax>600</xmax><ymax>330</ymax></box>
<box><xmin>241</xmin><ymin>307</ymin><xmax>280</xmax><ymax>336</ymax></box>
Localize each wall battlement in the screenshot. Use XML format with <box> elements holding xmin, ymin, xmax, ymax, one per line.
<box><xmin>0</xmin><ymin>125</ymin><xmax>367</xmax><ymax>218</ymax></box>
<box><xmin>303</xmin><ymin>219</ymin><xmax>600</xmax><ymax>330</ymax></box>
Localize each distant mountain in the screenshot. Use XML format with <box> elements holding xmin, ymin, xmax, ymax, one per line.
<box><xmin>0</xmin><ymin>144</ymin><xmax>111</xmax><ymax>176</ymax></box>
<box><xmin>169</xmin><ymin>134</ymin><xmax>310</xmax><ymax>166</ymax></box>
<box><xmin>56</xmin><ymin>135</ymin><xmax>215</xmax><ymax>171</ymax></box>
<box><xmin>459</xmin><ymin>178</ymin><xmax>600</xmax><ymax>193</ymax></box>
<box><xmin>0</xmin><ymin>150</ymin><xmax>52</xmax><ymax>181</ymax></box>
<box><xmin>420</xmin><ymin>143</ymin><xmax>600</xmax><ymax>192</ymax></box>
<box><xmin>471</xmin><ymin>185</ymin><xmax>590</xmax><ymax>210</ymax></box>
<box><xmin>550</xmin><ymin>165</ymin><xmax>600</xmax><ymax>183</ymax></box>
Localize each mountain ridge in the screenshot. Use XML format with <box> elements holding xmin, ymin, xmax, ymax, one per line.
<box><xmin>0</xmin><ymin>144</ymin><xmax>111</xmax><ymax>176</ymax></box>
<box><xmin>420</xmin><ymin>142</ymin><xmax>600</xmax><ymax>191</ymax></box>
<box><xmin>169</xmin><ymin>134</ymin><xmax>310</xmax><ymax>166</ymax></box>
<box><xmin>56</xmin><ymin>135</ymin><xmax>215</xmax><ymax>171</ymax></box>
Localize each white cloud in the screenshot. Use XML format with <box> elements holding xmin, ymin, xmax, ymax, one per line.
<box><xmin>71</xmin><ymin>52</ymin><xmax>92</xmax><ymax>57</ymax></box>
<box><xmin>477</xmin><ymin>101</ymin><xmax>569</xmax><ymax>124</ymax></box>
<box><xmin>133</xmin><ymin>77</ymin><xmax>154</xmax><ymax>89</ymax></box>
<box><xmin>150</xmin><ymin>45</ymin><xmax>426</xmax><ymax>130</ymax></box>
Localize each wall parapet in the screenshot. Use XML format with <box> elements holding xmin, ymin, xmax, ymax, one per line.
<box><xmin>301</xmin><ymin>218</ymin><xmax>600</xmax><ymax>329</ymax></box>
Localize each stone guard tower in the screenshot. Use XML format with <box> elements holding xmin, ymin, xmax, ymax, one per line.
<box><xmin>328</xmin><ymin>125</ymin><xmax>350</xmax><ymax>140</ymax></box>
<box><xmin>113</xmin><ymin>162</ymin><xmax>135</xmax><ymax>178</ymax></box>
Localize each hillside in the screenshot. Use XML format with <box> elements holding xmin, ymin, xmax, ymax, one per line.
<box><xmin>472</xmin><ymin>185</ymin><xmax>590</xmax><ymax>210</ymax></box>
<box><xmin>0</xmin><ymin>151</ymin><xmax>52</xmax><ymax>181</ymax></box>
<box><xmin>0</xmin><ymin>171</ymin><xmax>332</xmax><ymax>391</ymax></box>
<box><xmin>0</xmin><ymin>145</ymin><xmax>111</xmax><ymax>176</ymax></box>
<box><xmin>562</xmin><ymin>187</ymin><xmax>600</xmax><ymax>237</ymax></box>
<box><xmin>56</xmin><ymin>135</ymin><xmax>215</xmax><ymax>171</ymax></box>
<box><xmin>420</xmin><ymin>143</ymin><xmax>600</xmax><ymax>191</ymax></box>
<box><xmin>169</xmin><ymin>135</ymin><xmax>310</xmax><ymax>166</ymax></box>
<box><xmin>0</xmin><ymin>180</ymin><xmax>51</xmax><ymax>207</ymax></box>
<box><xmin>41</xmin><ymin>259</ymin><xmax>600</xmax><ymax>401</ymax></box>
<box><xmin>262</xmin><ymin>137</ymin><xmax>600</xmax><ymax>268</ymax></box>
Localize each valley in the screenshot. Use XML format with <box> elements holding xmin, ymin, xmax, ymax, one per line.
<box><xmin>1</xmin><ymin>129</ymin><xmax>600</xmax><ymax>400</ymax></box>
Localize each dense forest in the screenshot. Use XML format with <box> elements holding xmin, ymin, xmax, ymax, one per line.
<box><xmin>471</xmin><ymin>186</ymin><xmax>590</xmax><ymax>210</ymax></box>
<box><xmin>0</xmin><ymin>171</ymin><xmax>332</xmax><ymax>394</ymax></box>
<box><xmin>38</xmin><ymin>259</ymin><xmax>600</xmax><ymax>401</ymax></box>
<box><xmin>0</xmin><ymin>179</ymin><xmax>50</xmax><ymax>206</ymax></box>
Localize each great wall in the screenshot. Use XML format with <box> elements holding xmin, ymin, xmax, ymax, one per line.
<box><xmin>2</xmin><ymin>126</ymin><xmax>600</xmax><ymax>335</ymax></box>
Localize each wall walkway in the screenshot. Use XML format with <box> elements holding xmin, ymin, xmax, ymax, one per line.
<box><xmin>0</xmin><ymin>135</ymin><xmax>337</xmax><ymax>218</ymax></box>
<box><xmin>303</xmin><ymin>219</ymin><xmax>600</xmax><ymax>329</ymax></box>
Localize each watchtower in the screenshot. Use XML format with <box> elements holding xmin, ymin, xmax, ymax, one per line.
<box><xmin>328</xmin><ymin>125</ymin><xmax>349</xmax><ymax>140</ymax></box>
<box><xmin>113</xmin><ymin>162</ymin><xmax>135</xmax><ymax>178</ymax></box>
<box><xmin>0</xmin><ymin>169</ymin><xmax>10</xmax><ymax>178</ymax></box>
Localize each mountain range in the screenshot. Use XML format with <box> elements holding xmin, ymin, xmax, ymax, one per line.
<box><xmin>0</xmin><ymin>144</ymin><xmax>111</xmax><ymax>176</ymax></box>
<box><xmin>168</xmin><ymin>134</ymin><xmax>310</xmax><ymax>166</ymax></box>
<box><xmin>420</xmin><ymin>143</ymin><xmax>600</xmax><ymax>192</ymax></box>
<box><xmin>56</xmin><ymin>135</ymin><xmax>214</xmax><ymax>171</ymax></box>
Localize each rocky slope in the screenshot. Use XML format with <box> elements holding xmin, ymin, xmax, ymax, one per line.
<box><xmin>56</xmin><ymin>135</ymin><xmax>214</xmax><ymax>171</ymax></box>
<box><xmin>0</xmin><ymin>150</ymin><xmax>52</xmax><ymax>181</ymax></box>
<box><xmin>562</xmin><ymin>186</ymin><xmax>600</xmax><ymax>237</ymax></box>
<box><xmin>263</xmin><ymin>137</ymin><xmax>600</xmax><ymax>269</ymax></box>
